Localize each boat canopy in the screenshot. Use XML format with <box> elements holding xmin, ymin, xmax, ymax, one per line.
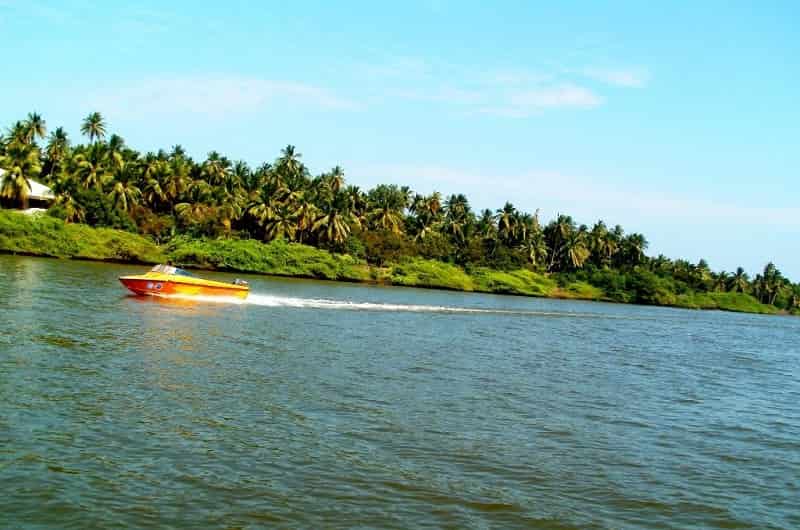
<box><xmin>150</xmin><ymin>264</ymin><xmax>193</xmax><ymax>276</ymax></box>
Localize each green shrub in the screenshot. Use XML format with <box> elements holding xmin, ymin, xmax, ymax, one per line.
<box><xmin>560</xmin><ymin>281</ymin><xmax>604</xmax><ymax>300</ymax></box>
<box><xmin>390</xmin><ymin>258</ymin><xmax>474</xmax><ymax>291</ymax></box>
<box><xmin>166</xmin><ymin>237</ymin><xmax>360</xmax><ymax>280</ymax></box>
<box><xmin>0</xmin><ymin>209</ymin><xmax>163</xmax><ymax>263</ymax></box>
<box><xmin>674</xmin><ymin>292</ymin><xmax>778</xmax><ymax>314</ymax></box>
<box><xmin>471</xmin><ymin>268</ymin><xmax>556</xmax><ymax>296</ymax></box>
<box><xmin>74</xmin><ymin>189</ymin><xmax>137</xmax><ymax>232</ymax></box>
<box><xmin>414</xmin><ymin>232</ymin><xmax>457</xmax><ymax>262</ymax></box>
<box><xmin>363</xmin><ymin>230</ymin><xmax>415</xmax><ymax>266</ymax></box>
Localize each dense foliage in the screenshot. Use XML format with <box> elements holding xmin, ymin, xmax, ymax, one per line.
<box><xmin>0</xmin><ymin>209</ymin><xmax>163</xmax><ymax>263</ymax></box>
<box><xmin>1</xmin><ymin>112</ymin><xmax>798</xmax><ymax>313</ymax></box>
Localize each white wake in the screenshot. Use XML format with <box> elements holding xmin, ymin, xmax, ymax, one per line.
<box><xmin>158</xmin><ymin>292</ymin><xmax>590</xmax><ymax>317</ymax></box>
<box><xmin>245</xmin><ymin>293</ymin><xmax>503</xmax><ymax>313</ymax></box>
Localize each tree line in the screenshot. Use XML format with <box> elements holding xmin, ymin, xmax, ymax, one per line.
<box><xmin>1</xmin><ymin>112</ymin><xmax>798</xmax><ymax>310</ymax></box>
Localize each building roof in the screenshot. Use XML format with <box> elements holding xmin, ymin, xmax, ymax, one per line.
<box><xmin>29</xmin><ymin>179</ymin><xmax>55</xmax><ymax>200</ymax></box>
<box><xmin>0</xmin><ymin>169</ymin><xmax>55</xmax><ymax>201</ymax></box>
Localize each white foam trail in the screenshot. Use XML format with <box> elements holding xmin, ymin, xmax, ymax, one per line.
<box><xmin>159</xmin><ymin>292</ymin><xmax>522</xmax><ymax>313</ymax></box>
<box><xmin>245</xmin><ymin>293</ymin><xmax>498</xmax><ymax>313</ymax></box>
<box><xmin>161</xmin><ymin>292</ymin><xmax>592</xmax><ymax>317</ymax></box>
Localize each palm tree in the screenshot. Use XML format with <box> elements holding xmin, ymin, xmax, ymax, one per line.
<box><xmin>45</xmin><ymin>127</ymin><xmax>69</xmax><ymax>157</ymax></box>
<box><xmin>108</xmin><ymin>162</ymin><xmax>141</xmax><ymax>213</ymax></box>
<box><xmin>344</xmin><ymin>185</ymin><xmax>367</xmax><ymax>228</ymax></box>
<box><xmin>0</xmin><ymin>140</ymin><xmax>41</xmax><ymax>208</ymax></box>
<box><xmin>650</xmin><ymin>254</ymin><xmax>672</xmax><ymax>274</ymax></box>
<box><xmin>81</xmin><ymin>112</ymin><xmax>107</xmax><ymax>143</ymax></box>
<box><xmin>519</xmin><ymin>232</ymin><xmax>548</xmax><ymax>267</ymax></box>
<box><xmin>73</xmin><ymin>153</ymin><xmax>110</xmax><ymax>190</ymax></box>
<box><xmin>368</xmin><ymin>184</ymin><xmax>407</xmax><ymax>234</ymax></box>
<box><xmin>476</xmin><ymin>209</ymin><xmax>497</xmax><ymax>239</ymax></box>
<box><xmin>275</xmin><ymin>145</ymin><xmax>307</xmax><ymax>189</ymax></box>
<box><xmin>105</xmin><ymin>134</ymin><xmax>126</xmax><ymax>172</ymax></box>
<box><xmin>175</xmin><ymin>180</ymin><xmax>215</xmax><ymax>229</ymax></box>
<box><xmin>400</xmin><ymin>185</ymin><xmax>414</xmax><ymax>209</ymax></box>
<box><xmin>166</xmin><ymin>157</ymin><xmax>191</xmax><ymax>206</ymax></box>
<box><xmin>589</xmin><ymin>220</ymin><xmax>616</xmax><ymax>267</ymax></box>
<box><xmin>328</xmin><ymin>165</ymin><xmax>345</xmax><ymax>195</ymax></box>
<box><xmin>407</xmin><ymin>192</ymin><xmax>442</xmax><ymax>241</ymax></box>
<box><xmin>263</xmin><ymin>204</ymin><xmax>297</xmax><ymax>241</ymax></box>
<box><xmin>232</xmin><ymin>160</ymin><xmax>252</xmax><ymax>193</ymax></box>
<box><xmin>217</xmin><ymin>193</ymin><xmax>245</xmax><ymax>236</ymax></box>
<box><xmin>43</xmin><ymin>127</ymin><xmax>70</xmax><ymax>181</ymax></box>
<box><xmin>728</xmin><ymin>267</ymin><xmax>750</xmax><ymax>293</ymax></box>
<box><xmin>313</xmin><ymin>207</ymin><xmax>352</xmax><ymax>245</ymax></box>
<box><xmin>789</xmin><ymin>285</ymin><xmax>800</xmax><ymax>311</ymax></box>
<box><xmin>495</xmin><ymin>202</ymin><xmax>518</xmax><ymax>244</ymax></box>
<box><xmin>756</xmin><ymin>262</ymin><xmax>783</xmax><ymax>305</ymax></box>
<box><xmin>545</xmin><ymin>214</ymin><xmax>576</xmax><ymax>271</ymax></box>
<box><xmin>170</xmin><ymin>144</ymin><xmax>187</xmax><ymax>159</ymax></box>
<box><xmin>445</xmin><ymin>194</ymin><xmax>471</xmax><ymax>219</ymax></box>
<box><xmin>441</xmin><ymin>194</ymin><xmax>472</xmax><ymax>243</ymax></box>
<box><xmin>442</xmin><ymin>214</ymin><xmax>467</xmax><ymax>243</ymax></box>
<box><xmin>54</xmin><ymin>192</ymin><xmax>85</xmax><ymax>223</ymax></box>
<box><xmin>248</xmin><ymin>162</ymin><xmax>272</xmax><ymax>194</ymax></box>
<box><xmin>175</xmin><ymin>201</ymin><xmax>212</xmax><ymax>228</ymax></box>
<box><xmin>411</xmin><ymin>216</ymin><xmax>436</xmax><ymax>241</ymax></box>
<box><xmin>293</xmin><ymin>195</ymin><xmax>320</xmax><ymax>243</ymax></box>
<box><xmin>5</xmin><ymin>121</ymin><xmax>28</xmax><ymax>145</ymax></box>
<box><xmin>622</xmin><ymin>233</ymin><xmax>648</xmax><ymax>266</ymax></box>
<box><xmin>409</xmin><ymin>193</ymin><xmax>425</xmax><ymax>216</ymax></box>
<box><xmin>202</xmin><ymin>151</ymin><xmax>230</xmax><ymax>186</ymax></box>
<box><xmin>712</xmin><ymin>272</ymin><xmax>730</xmax><ymax>292</ymax></box>
<box><xmin>23</xmin><ymin>112</ymin><xmax>47</xmax><ymax>144</ymax></box>
<box><xmin>564</xmin><ymin>228</ymin><xmax>590</xmax><ymax>270</ymax></box>
<box><xmin>143</xmin><ymin>171</ymin><xmax>166</xmax><ymax>210</ymax></box>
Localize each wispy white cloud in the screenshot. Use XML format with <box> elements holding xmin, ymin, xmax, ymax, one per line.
<box><xmin>483</xmin><ymin>69</ymin><xmax>555</xmax><ymax>86</ymax></box>
<box><xmin>358</xmin><ymin>56</ymin><xmax>642</xmax><ymax>117</ymax></box>
<box><xmin>359</xmin><ymin>57</ymin><xmax>432</xmax><ymax>80</ymax></box>
<box><xmin>393</xmin><ymin>82</ymin><xmax>602</xmax><ymax>117</ymax></box>
<box><xmin>581</xmin><ymin>67</ymin><xmax>650</xmax><ymax>88</ymax></box>
<box><xmin>487</xmin><ymin>84</ymin><xmax>603</xmax><ymax>116</ymax></box>
<box><xmin>393</xmin><ymin>86</ymin><xmax>485</xmax><ymax>106</ymax></box>
<box><xmin>89</xmin><ymin>77</ymin><xmax>361</xmax><ymax>118</ymax></box>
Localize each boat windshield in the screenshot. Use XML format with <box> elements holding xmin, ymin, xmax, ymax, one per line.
<box><xmin>150</xmin><ymin>264</ymin><xmax>194</xmax><ymax>276</ymax></box>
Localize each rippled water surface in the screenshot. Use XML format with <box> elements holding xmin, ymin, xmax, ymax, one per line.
<box><xmin>1</xmin><ymin>255</ymin><xmax>799</xmax><ymax>529</ymax></box>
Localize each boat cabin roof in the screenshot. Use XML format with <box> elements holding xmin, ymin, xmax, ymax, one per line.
<box><xmin>150</xmin><ymin>264</ymin><xmax>193</xmax><ymax>276</ymax></box>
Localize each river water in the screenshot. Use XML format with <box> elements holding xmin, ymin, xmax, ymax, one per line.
<box><xmin>1</xmin><ymin>255</ymin><xmax>798</xmax><ymax>529</ymax></box>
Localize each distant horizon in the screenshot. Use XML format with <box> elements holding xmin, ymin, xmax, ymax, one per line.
<box><xmin>1</xmin><ymin>1</ymin><xmax>797</xmax><ymax>277</ymax></box>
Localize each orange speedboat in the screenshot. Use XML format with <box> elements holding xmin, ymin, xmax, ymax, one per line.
<box><xmin>119</xmin><ymin>264</ymin><xmax>249</xmax><ymax>299</ymax></box>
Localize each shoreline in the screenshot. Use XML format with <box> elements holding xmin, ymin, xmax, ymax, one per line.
<box><xmin>0</xmin><ymin>210</ymin><xmax>790</xmax><ymax>316</ymax></box>
<box><xmin>1</xmin><ymin>247</ymin><xmax>791</xmax><ymax>317</ymax></box>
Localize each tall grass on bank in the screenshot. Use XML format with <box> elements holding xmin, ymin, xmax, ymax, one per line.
<box><xmin>674</xmin><ymin>292</ymin><xmax>778</xmax><ymax>314</ymax></box>
<box><xmin>166</xmin><ymin>236</ymin><xmax>364</xmax><ymax>281</ymax></box>
<box><xmin>0</xmin><ymin>210</ymin><xmax>164</xmax><ymax>263</ymax></box>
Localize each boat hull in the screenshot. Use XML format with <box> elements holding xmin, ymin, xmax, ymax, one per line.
<box><xmin>119</xmin><ymin>277</ymin><xmax>249</xmax><ymax>299</ymax></box>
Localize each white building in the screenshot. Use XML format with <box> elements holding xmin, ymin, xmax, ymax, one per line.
<box><xmin>0</xmin><ymin>168</ymin><xmax>56</xmax><ymax>212</ymax></box>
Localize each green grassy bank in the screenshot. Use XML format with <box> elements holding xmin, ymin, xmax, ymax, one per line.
<box><xmin>0</xmin><ymin>209</ymin><xmax>164</xmax><ymax>263</ymax></box>
<box><xmin>0</xmin><ymin>210</ymin><xmax>782</xmax><ymax>315</ymax></box>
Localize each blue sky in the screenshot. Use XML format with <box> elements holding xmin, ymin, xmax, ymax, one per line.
<box><xmin>2</xmin><ymin>1</ymin><xmax>798</xmax><ymax>278</ymax></box>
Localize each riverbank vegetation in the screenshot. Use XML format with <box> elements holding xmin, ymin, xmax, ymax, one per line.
<box><xmin>1</xmin><ymin>112</ymin><xmax>797</xmax><ymax>315</ymax></box>
<box><xmin>0</xmin><ymin>208</ymin><xmax>163</xmax><ymax>263</ymax></box>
